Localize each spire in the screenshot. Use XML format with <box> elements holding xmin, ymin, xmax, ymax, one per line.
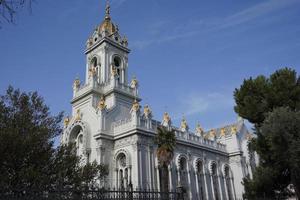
<box><xmin>105</xmin><ymin>0</ymin><xmax>111</xmax><ymax>20</ymax></box>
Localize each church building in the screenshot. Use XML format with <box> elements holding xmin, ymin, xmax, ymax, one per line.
<box><xmin>61</xmin><ymin>3</ymin><xmax>258</xmax><ymax>200</ymax></box>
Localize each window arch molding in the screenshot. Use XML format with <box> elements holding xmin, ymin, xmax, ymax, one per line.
<box><xmin>113</xmin><ymin>149</ymin><xmax>131</xmax><ymax>167</ymax></box>
<box><xmin>193</xmin><ymin>158</ymin><xmax>204</xmax><ymax>174</ymax></box>
<box><xmin>208</xmin><ymin>160</ymin><xmax>218</xmax><ymax>175</ymax></box>
<box><xmin>111</xmin><ymin>54</ymin><xmax>125</xmax><ymax>69</ymax></box>
<box><xmin>89</xmin><ymin>54</ymin><xmax>101</xmax><ymax>67</ymax></box>
<box><xmin>66</xmin><ymin>120</ymin><xmax>90</xmax><ymax>154</ymax></box>
<box><xmin>176</xmin><ymin>154</ymin><xmax>188</xmax><ymax>171</ymax></box>
<box><xmin>222</xmin><ymin>164</ymin><xmax>232</xmax><ymax>178</ymax></box>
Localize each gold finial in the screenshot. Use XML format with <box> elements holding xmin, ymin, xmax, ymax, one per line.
<box><xmin>231</xmin><ymin>125</ymin><xmax>237</xmax><ymax>134</ymax></box>
<box><xmin>98</xmin><ymin>96</ymin><xmax>106</xmax><ymax>110</ymax></box>
<box><xmin>144</xmin><ymin>104</ymin><xmax>151</xmax><ymax>117</ymax></box>
<box><xmin>180</xmin><ymin>117</ymin><xmax>188</xmax><ymax>130</ymax></box>
<box><xmin>64</xmin><ymin>116</ymin><xmax>70</xmax><ymax>127</ymax></box>
<box><xmin>210</xmin><ymin>129</ymin><xmax>216</xmax><ymax>138</ymax></box>
<box><xmin>132</xmin><ymin>99</ymin><xmax>140</xmax><ymax>111</ymax></box>
<box><xmin>163</xmin><ymin>112</ymin><xmax>171</xmax><ymax>124</ymax></box>
<box><xmin>220</xmin><ymin>128</ymin><xmax>226</xmax><ymax>137</ymax></box>
<box><xmin>105</xmin><ymin>0</ymin><xmax>111</xmax><ymax>20</ymax></box>
<box><xmin>130</xmin><ymin>76</ymin><xmax>138</xmax><ymax>88</ymax></box>
<box><xmin>196</xmin><ymin>123</ymin><xmax>204</xmax><ymax>135</ymax></box>
<box><xmin>75</xmin><ymin>109</ymin><xmax>81</xmax><ymax>121</ymax></box>
<box><xmin>73</xmin><ymin>77</ymin><xmax>80</xmax><ymax>89</ymax></box>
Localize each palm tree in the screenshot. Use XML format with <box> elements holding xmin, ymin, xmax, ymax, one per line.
<box><xmin>154</xmin><ymin>126</ymin><xmax>176</xmax><ymax>194</ymax></box>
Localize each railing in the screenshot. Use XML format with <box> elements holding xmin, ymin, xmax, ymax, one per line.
<box><xmin>0</xmin><ymin>188</ymin><xmax>184</xmax><ymax>200</ymax></box>
<box><xmin>74</xmin><ymin>80</ymin><xmax>136</xmax><ymax>99</ymax></box>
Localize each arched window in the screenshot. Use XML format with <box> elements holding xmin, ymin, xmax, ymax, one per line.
<box><xmin>116</xmin><ymin>153</ymin><xmax>130</xmax><ymax>189</ymax></box>
<box><xmin>91</xmin><ymin>57</ymin><xmax>98</xmax><ymax>67</ymax></box>
<box><xmin>113</xmin><ymin>56</ymin><xmax>122</xmax><ymax>82</ymax></box>
<box><xmin>179</xmin><ymin>157</ymin><xmax>188</xmax><ymax>187</ymax></box>
<box><xmin>225</xmin><ymin>166</ymin><xmax>233</xmax><ymax>200</ymax></box>
<box><xmin>69</xmin><ymin>125</ymin><xmax>85</xmax><ymax>159</ymax></box>
<box><xmin>211</xmin><ymin>163</ymin><xmax>219</xmax><ymax>200</ymax></box>
<box><xmin>196</xmin><ymin>160</ymin><xmax>204</xmax><ymax>200</ymax></box>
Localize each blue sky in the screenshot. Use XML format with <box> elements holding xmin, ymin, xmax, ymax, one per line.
<box><xmin>0</xmin><ymin>0</ymin><xmax>300</xmax><ymax>132</ymax></box>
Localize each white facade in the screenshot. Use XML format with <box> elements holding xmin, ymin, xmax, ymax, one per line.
<box><xmin>61</xmin><ymin>4</ymin><xmax>257</xmax><ymax>200</ymax></box>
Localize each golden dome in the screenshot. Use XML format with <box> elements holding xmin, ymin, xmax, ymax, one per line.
<box><xmin>98</xmin><ymin>18</ymin><xmax>116</xmax><ymax>35</ymax></box>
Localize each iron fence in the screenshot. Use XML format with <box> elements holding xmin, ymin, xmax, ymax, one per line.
<box><xmin>0</xmin><ymin>187</ymin><xmax>185</xmax><ymax>200</ymax></box>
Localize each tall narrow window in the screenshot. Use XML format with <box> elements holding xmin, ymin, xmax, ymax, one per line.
<box><xmin>113</xmin><ymin>56</ymin><xmax>121</xmax><ymax>82</ymax></box>
<box><xmin>196</xmin><ymin>161</ymin><xmax>204</xmax><ymax>200</ymax></box>
<box><xmin>212</xmin><ymin>163</ymin><xmax>219</xmax><ymax>200</ymax></box>
<box><xmin>225</xmin><ymin>166</ymin><xmax>233</xmax><ymax>200</ymax></box>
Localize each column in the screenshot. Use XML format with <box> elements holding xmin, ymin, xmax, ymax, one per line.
<box><xmin>218</xmin><ymin>174</ymin><xmax>224</xmax><ymax>200</ymax></box>
<box><xmin>223</xmin><ymin>177</ymin><xmax>229</xmax><ymax>200</ymax></box>
<box><xmin>187</xmin><ymin>165</ymin><xmax>192</xmax><ymax>200</ymax></box>
<box><xmin>210</xmin><ymin>175</ymin><xmax>215</xmax><ymax>200</ymax></box>
<box><xmin>177</xmin><ymin>168</ymin><xmax>181</xmax><ymax>186</ymax></box>
<box><xmin>230</xmin><ymin>178</ymin><xmax>236</xmax><ymax>200</ymax></box>
<box><xmin>147</xmin><ymin>147</ymin><xmax>153</xmax><ymax>189</ymax></box>
<box><xmin>139</xmin><ymin>147</ymin><xmax>143</xmax><ymax>189</ymax></box>
<box><xmin>203</xmin><ymin>172</ymin><xmax>209</xmax><ymax>200</ymax></box>
<box><xmin>168</xmin><ymin>165</ymin><xmax>173</xmax><ymax>191</ymax></box>
<box><xmin>115</xmin><ymin>169</ymin><xmax>118</xmax><ymax>189</ymax></box>
<box><xmin>195</xmin><ymin>173</ymin><xmax>200</xmax><ymax>199</ymax></box>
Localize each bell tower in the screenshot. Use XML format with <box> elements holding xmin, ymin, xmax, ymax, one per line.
<box><xmin>84</xmin><ymin>1</ymin><xmax>129</xmax><ymax>86</ymax></box>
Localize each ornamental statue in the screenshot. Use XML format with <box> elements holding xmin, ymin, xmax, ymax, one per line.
<box><xmin>143</xmin><ymin>104</ymin><xmax>152</xmax><ymax>117</ymax></box>
<box><xmin>231</xmin><ymin>125</ymin><xmax>237</xmax><ymax>134</ymax></box>
<box><xmin>162</xmin><ymin>112</ymin><xmax>171</xmax><ymax>124</ymax></box>
<box><xmin>88</xmin><ymin>66</ymin><xmax>97</xmax><ymax>78</ymax></box>
<box><xmin>210</xmin><ymin>129</ymin><xmax>216</xmax><ymax>138</ymax></box>
<box><xmin>75</xmin><ymin>109</ymin><xmax>81</xmax><ymax>121</ymax></box>
<box><xmin>111</xmin><ymin>64</ymin><xmax>117</xmax><ymax>76</ymax></box>
<box><xmin>98</xmin><ymin>96</ymin><xmax>106</xmax><ymax>110</ymax></box>
<box><xmin>180</xmin><ymin>117</ymin><xmax>189</xmax><ymax>132</ymax></box>
<box><xmin>220</xmin><ymin>128</ymin><xmax>226</xmax><ymax>137</ymax></box>
<box><xmin>73</xmin><ymin>77</ymin><xmax>80</xmax><ymax>90</ymax></box>
<box><xmin>196</xmin><ymin>123</ymin><xmax>204</xmax><ymax>136</ymax></box>
<box><xmin>64</xmin><ymin>116</ymin><xmax>70</xmax><ymax>127</ymax></box>
<box><xmin>131</xmin><ymin>99</ymin><xmax>140</xmax><ymax>112</ymax></box>
<box><xmin>130</xmin><ymin>76</ymin><xmax>138</xmax><ymax>88</ymax></box>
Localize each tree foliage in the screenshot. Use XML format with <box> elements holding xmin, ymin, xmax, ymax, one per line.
<box><xmin>234</xmin><ymin>68</ymin><xmax>300</xmax><ymax>199</ymax></box>
<box><xmin>0</xmin><ymin>86</ymin><xmax>108</xmax><ymax>193</ymax></box>
<box><xmin>0</xmin><ymin>0</ymin><xmax>33</xmax><ymax>27</ymax></box>
<box><xmin>154</xmin><ymin>126</ymin><xmax>176</xmax><ymax>193</ymax></box>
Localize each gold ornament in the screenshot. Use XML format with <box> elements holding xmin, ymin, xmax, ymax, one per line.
<box><xmin>210</xmin><ymin>129</ymin><xmax>216</xmax><ymax>138</ymax></box>
<box><xmin>196</xmin><ymin>123</ymin><xmax>204</xmax><ymax>135</ymax></box>
<box><xmin>180</xmin><ymin>117</ymin><xmax>188</xmax><ymax>130</ymax></box>
<box><xmin>220</xmin><ymin>128</ymin><xmax>226</xmax><ymax>137</ymax></box>
<box><xmin>111</xmin><ymin>64</ymin><xmax>117</xmax><ymax>76</ymax></box>
<box><xmin>130</xmin><ymin>76</ymin><xmax>138</xmax><ymax>88</ymax></box>
<box><xmin>88</xmin><ymin>66</ymin><xmax>97</xmax><ymax>77</ymax></box>
<box><xmin>75</xmin><ymin>109</ymin><xmax>81</xmax><ymax>121</ymax></box>
<box><xmin>64</xmin><ymin>116</ymin><xmax>70</xmax><ymax>127</ymax></box>
<box><xmin>132</xmin><ymin>99</ymin><xmax>140</xmax><ymax>111</ymax></box>
<box><xmin>144</xmin><ymin>105</ymin><xmax>151</xmax><ymax>116</ymax></box>
<box><xmin>73</xmin><ymin>77</ymin><xmax>80</xmax><ymax>89</ymax></box>
<box><xmin>163</xmin><ymin>112</ymin><xmax>171</xmax><ymax>124</ymax></box>
<box><xmin>231</xmin><ymin>125</ymin><xmax>237</xmax><ymax>134</ymax></box>
<box><xmin>98</xmin><ymin>96</ymin><xmax>106</xmax><ymax>110</ymax></box>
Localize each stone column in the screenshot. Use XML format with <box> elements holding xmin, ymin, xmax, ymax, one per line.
<box><xmin>223</xmin><ymin>177</ymin><xmax>229</xmax><ymax>200</ymax></box>
<box><xmin>218</xmin><ymin>173</ymin><xmax>224</xmax><ymax>200</ymax></box>
<box><xmin>187</xmin><ymin>165</ymin><xmax>192</xmax><ymax>199</ymax></box>
<box><xmin>230</xmin><ymin>178</ymin><xmax>236</xmax><ymax>200</ymax></box>
<box><xmin>203</xmin><ymin>172</ymin><xmax>209</xmax><ymax>200</ymax></box>
<box><xmin>115</xmin><ymin>169</ymin><xmax>118</xmax><ymax>189</ymax></box>
<box><xmin>210</xmin><ymin>175</ymin><xmax>215</xmax><ymax>200</ymax></box>
<box><xmin>195</xmin><ymin>173</ymin><xmax>200</xmax><ymax>199</ymax></box>
<box><xmin>147</xmin><ymin>147</ymin><xmax>153</xmax><ymax>189</ymax></box>
<box><xmin>168</xmin><ymin>165</ymin><xmax>173</xmax><ymax>191</ymax></box>
<box><xmin>139</xmin><ymin>146</ymin><xmax>143</xmax><ymax>189</ymax></box>
<box><xmin>177</xmin><ymin>168</ymin><xmax>181</xmax><ymax>186</ymax></box>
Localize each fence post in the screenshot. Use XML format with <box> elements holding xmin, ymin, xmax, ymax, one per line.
<box><xmin>176</xmin><ymin>186</ymin><xmax>185</xmax><ymax>200</ymax></box>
